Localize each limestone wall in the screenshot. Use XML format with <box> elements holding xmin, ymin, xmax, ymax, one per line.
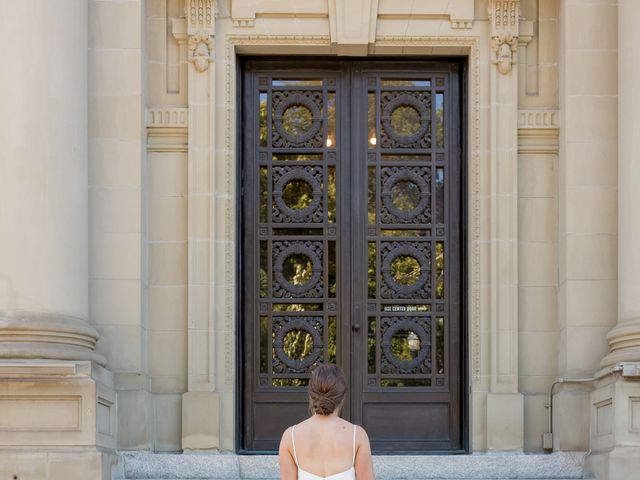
<box><xmin>555</xmin><ymin>0</ymin><xmax>618</xmax><ymax>452</ymax></box>
<box><xmin>85</xmin><ymin>0</ymin><xmax>597</xmax><ymax>454</ymax></box>
<box><xmin>5</xmin><ymin>1</ymin><xmax>640</xmax><ymax>479</ymax></box>
<box><xmin>88</xmin><ymin>0</ymin><xmax>148</xmax><ymax>449</ymax></box>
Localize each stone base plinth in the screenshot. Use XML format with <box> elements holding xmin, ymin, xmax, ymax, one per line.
<box><xmin>0</xmin><ymin>360</ymin><xmax>117</xmax><ymax>479</ymax></box>
<box><xmin>586</xmin><ymin>372</ymin><xmax>640</xmax><ymax>480</ymax></box>
<box><xmin>0</xmin><ymin>449</ymin><xmax>118</xmax><ymax>480</ymax></box>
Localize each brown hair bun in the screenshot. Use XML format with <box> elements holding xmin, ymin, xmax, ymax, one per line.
<box><xmin>308</xmin><ymin>364</ymin><xmax>347</xmax><ymax>415</ymax></box>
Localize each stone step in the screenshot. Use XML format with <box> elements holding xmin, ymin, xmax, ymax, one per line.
<box><xmin>118</xmin><ymin>452</ymin><xmax>588</xmax><ymax>480</ymax></box>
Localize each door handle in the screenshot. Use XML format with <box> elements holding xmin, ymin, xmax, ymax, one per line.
<box><xmin>352</xmin><ymin>323</ymin><xmax>361</xmax><ymax>332</ymax></box>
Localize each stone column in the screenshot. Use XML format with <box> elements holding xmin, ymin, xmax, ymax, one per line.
<box><xmin>0</xmin><ymin>1</ymin><xmax>104</xmax><ymax>365</ymax></box>
<box><xmin>0</xmin><ymin>4</ymin><xmax>116</xmax><ymax>478</ymax></box>
<box><xmin>587</xmin><ymin>2</ymin><xmax>640</xmax><ymax>478</ymax></box>
<box><xmin>600</xmin><ymin>0</ymin><xmax>640</xmax><ymax>369</ymax></box>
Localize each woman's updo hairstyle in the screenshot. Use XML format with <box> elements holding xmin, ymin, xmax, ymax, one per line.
<box><xmin>308</xmin><ymin>363</ymin><xmax>347</xmax><ymax>415</ymax></box>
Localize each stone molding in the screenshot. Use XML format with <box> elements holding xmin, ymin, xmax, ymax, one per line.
<box><xmin>0</xmin><ymin>311</ymin><xmax>106</xmax><ymax>366</ymax></box>
<box><xmin>601</xmin><ymin>319</ymin><xmax>640</xmax><ymax>367</ymax></box>
<box><xmin>147</xmin><ymin>108</ymin><xmax>189</xmax><ymax>128</ymax></box>
<box><xmin>377</xmin><ymin>0</ymin><xmax>474</xmax><ymax>30</ymax></box>
<box><xmin>518</xmin><ymin>109</ymin><xmax>559</xmax><ymax>129</ymax></box>
<box><xmin>517</xmin><ymin>110</ymin><xmax>560</xmax><ymax>154</ymax></box>
<box><xmin>146</xmin><ymin>108</ymin><xmax>188</xmax><ymax>153</ymax></box>
<box><xmin>231</xmin><ymin>0</ymin><xmax>326</xmax><ymax>30</ymax></box>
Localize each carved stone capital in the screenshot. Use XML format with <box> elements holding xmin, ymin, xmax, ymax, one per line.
<box><xmin>488</xmin><ymin>1</ymin><xmax>520</xmax><ymax>75</ymax></box>
<box><xmin>188</xmin><ymin>31</ymin><xmax>214</xmax><ymax>72</ymax></box>
<box><xmin>491</xmin><ymin>33</ymin><xmax>518</xmax><ymax>74</ymax></box>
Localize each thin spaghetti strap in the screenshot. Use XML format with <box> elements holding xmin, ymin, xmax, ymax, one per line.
<box><xmin>352</xmin><ymin>424</ymin><xmax>357</xmax><ymax>465</ymax></box>
<box><xmin>291</xmin><ymin>425</ymin><xmax>299</xmax><ymax>467</ymax></box>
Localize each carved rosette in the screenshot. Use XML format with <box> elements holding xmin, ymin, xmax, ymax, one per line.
<box><xmin>489</xmin><ymin>1</ymin><xmax>520</xmax><ymax>75</ymax></box>
<box><xmin>188</xmin><ymin>31</ymin><xmax>214</xmax><ymax>72</ymax></box>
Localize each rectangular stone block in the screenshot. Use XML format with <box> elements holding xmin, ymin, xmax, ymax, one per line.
<box><xmin>523</xmin><ymin>394</ymin><xmax>548</xmax><ymax>452</ymax></box>
<box><xmin>486</xmin><ymin>392</ymin><xmax>524</xmax><ymax>451</ymax></box>
<box><xmin>0</xmin><ymin>361</ymin><xmax>116</xmax><ymax>451</ymax></box>
<box><xmin>182</xmin><ymin>391</ymin><xmax>220</xmax><ymax>450</ymax></box>
<box><xmin>154</xmin><ymin>394</ymin><xmax>183</xmax><ymax>452</ymax></box>
<box><xmin>553</xmin><ymin>386</ymin><xmax>590</xmax><ymax>451</ymax></box>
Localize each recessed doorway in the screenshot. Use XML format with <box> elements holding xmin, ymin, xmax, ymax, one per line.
<box><xmin>241</xmin><ymin>59</ymin><xmax>465</xmax><ymax>452</ymax></box>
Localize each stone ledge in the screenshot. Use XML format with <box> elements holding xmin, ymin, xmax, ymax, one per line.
<box><xmin>120</xmin><ymin>451</ymin><xmax>586</xmax><ymax>479</ymax></box>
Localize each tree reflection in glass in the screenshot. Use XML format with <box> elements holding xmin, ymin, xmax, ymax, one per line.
<box><xmin>282</xmin><ymin>105</ymin><xmax>313</xmax><ymax>136</ymax></box>
<box><xmin>391</xmin><ymin>255</ymin><xmax>421</xmax><ymax>286</ymax></box>
<box><xmin>282</xmin><ymin>180</ymin><xmax>313</xmax><ymax>210</ymax></box>
<box><xmin>391</xmin><ymin>330</ymin><xmax>420</xmax><ymax>361</ymax></box>
<box><xmin>283</xmin><ymin>254</ymin><xmax>313</xmax><ymax>285</ymax></box>
<box><xmin>283</xmin><ymin>329</ymin><xmax>314</xmax><ymax>360</ymax></box>
<box><xmin>390</xmin><ymin>105</ymin><xmax>421</xmax><ymax>137</ymax></box>
<box><xmin>391</xmin><ymin>180</ymin><xmax>421</xmax><ymax>211</ymax></box>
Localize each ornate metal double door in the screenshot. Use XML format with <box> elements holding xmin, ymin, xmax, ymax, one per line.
<box><xmin>241</xmin><ymin>60</ymin><xmax>463</xmax><ymax>452</ymax></box>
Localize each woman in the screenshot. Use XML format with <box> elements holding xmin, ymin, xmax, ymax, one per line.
<box><xmin>279</xmin><ymin>364</ymin><xmax>375</xmax><ymax>480</ymax></box>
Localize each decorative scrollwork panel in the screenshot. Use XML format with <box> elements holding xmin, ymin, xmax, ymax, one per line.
<box><xmin>380</xmin><ymin>91</ymin><xmax>432</xmax><ymax>148</ymax></box>
<box><xmin>380</xmin><ymin>166</ymin><xmax>432</xmax><ymax>224</ymax></box>
<box><xmin>380</xmin><ymin>316</ymin><xmax>432</xmax><ymax>374</ymax></box>
<box><xmin>272</xmin><ymin>166</ymin><xmax>324</xmax><ymax>223</ymax></box>
<box><xmin>272</xmin><ymin>316</ymin><xmax>324</xmax><ymax>373</ymax></box>
<box><xmin>380</xmin><ymin>241</ymin><xmax>432</xmax><ymax>299</ymax></box>
<box><xmin>272</xmin><ymin>90</ymin><xmax>324</xmax><ymax>148</ymax></box>
<box><xmin>272</xmin><ymin>240</ymin><xmax>324</xmax><ymax>298</ymax></box>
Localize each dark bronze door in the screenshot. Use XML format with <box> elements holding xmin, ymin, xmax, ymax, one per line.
<box><xmin>241</xmin><ymin>60</ymin><xmax>463</xmax><ymax>452</ymax></box>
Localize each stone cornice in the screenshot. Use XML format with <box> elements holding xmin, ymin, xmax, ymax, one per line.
<box><xmin>518</xmin><ymin>109</ymin><xmax>559</xmax><ymax>129</ymax></box>
<box><xmin>147</xmin><ymin>108</ymin><xmax>188</xmax><ymax>128</ymax></box>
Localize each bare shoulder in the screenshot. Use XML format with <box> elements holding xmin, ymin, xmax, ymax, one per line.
<box><xmin>355</xmin><ymin>424</ymin><xmax>370</xmax><ymax>440</ymax></box>
<box><xmin>279</xmin><ymin>426</ymin><xmax>294</xmax><ymax>448</ymax></box>
<box><xmin>355</xmin><ymin>425</ymin><xmax>371</xmax><ymax>450</ymax></box>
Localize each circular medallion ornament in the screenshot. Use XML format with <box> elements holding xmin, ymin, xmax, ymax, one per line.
<box><xmin>273</xmin><ymin>317</ymin><xmax>322</xmax><ymax>370</ymax></box>
<box><xmin>273</xmin><ymin>242</ymin><xmax>322</xmax><ymax>295</ymax></box>
<box><xmin>381</xmin><ymin>244</ymin><xmax>430</xmax><ymax>295</ymax></box>
<box><xmin>381</xmin><ymin>168</ymin><xmax>430</xmax><ymax>221</ymax></box>
<box><xmin>381</xmin><ymin>94</ymin><xmax>430</xmax><ymax>145</ymax></box>
<box><xmin>381</xmin><ymin>318</ymin><xmax>430</xmax><ymax>372</ymax></box>
<box><xmin>273</xmin><ymin>168</ymin><xmax>323</xmax><ymax>221</ymax></box>
<box><xmin>273</xmin><ymin>93</ymin><xmax>322</xmax><ymax>145</ymax></box>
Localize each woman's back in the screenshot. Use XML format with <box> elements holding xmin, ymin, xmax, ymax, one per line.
<box><xmin>291</xmin><ymin>416</ymin><xmax>356</xmax><ymax>479</ymax></box>
<box><xmin>278</xmin><ymin>364</ymin><xmax>374</xmax><ymax>480</ymax></box>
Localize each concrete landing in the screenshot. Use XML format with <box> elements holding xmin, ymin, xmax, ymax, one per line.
<box><xmin>118</xmin><ymin>451</ymin><xmax>589</xmax><ymax>479</ymax></box>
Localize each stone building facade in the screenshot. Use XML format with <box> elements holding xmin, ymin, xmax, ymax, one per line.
<box><xmin>1</xmin><ymin>0</ymin><xmax>639</xmax><ymax>479</ymax></box>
